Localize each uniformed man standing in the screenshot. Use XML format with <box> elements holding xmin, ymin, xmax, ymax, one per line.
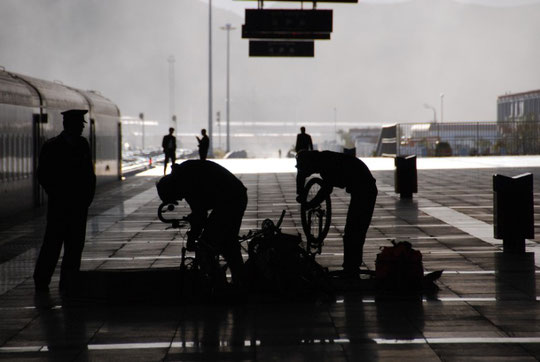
<box><xmin>34</xmin><ymin>109</ymin><xmax>96</xmax><ymax>293</ymax></box>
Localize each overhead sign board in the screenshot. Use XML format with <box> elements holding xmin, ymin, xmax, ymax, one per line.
<box><xmin>249</xmin><ymin>40</ymin><xmax>314</xmax><ymax>57</ymax></box>
<box><xmin>242</xmin><ymin>25</ymin><xmax>331</xmax><ymax>40</ymax></box>
<box><xmin>236</xmin><ymin>0</ymin><xmax>356</xmax><ymax>2</ymax></box>
<box><xmin>244</xmin><ymin>9</ymin><xmax>333</xmax><ymax>34</ymax></box>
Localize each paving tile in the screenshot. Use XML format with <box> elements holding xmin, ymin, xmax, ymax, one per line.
<box><xmin>1</xmin><ymin>164</ymin><xmax>539</xmax><ymax>360</ymax></box>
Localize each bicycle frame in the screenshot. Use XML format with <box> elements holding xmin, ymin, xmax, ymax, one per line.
<box><xmin>300</xmin><ymin>177</ymin><xmax>332</xmax><ymax>256</ymax></box>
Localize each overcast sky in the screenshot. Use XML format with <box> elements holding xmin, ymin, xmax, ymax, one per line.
<box><xmin>1</xmin><ymin>0</ymin><xmax>538</xmax><ymax>140</ymax></box>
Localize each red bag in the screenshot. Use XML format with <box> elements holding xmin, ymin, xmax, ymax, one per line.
<box><xmin>375</xmin><ymin>240</ymin><xmax>424</xmax><ymax>291</ymax></box>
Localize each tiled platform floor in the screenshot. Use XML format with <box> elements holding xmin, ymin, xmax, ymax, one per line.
<box><xmin>0</xmin><ymin>159</ymin><xmax>539</xmax><ymax>361</ymax></box>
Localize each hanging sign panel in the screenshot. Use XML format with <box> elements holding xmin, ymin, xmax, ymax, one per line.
<box><xmin>236</xmin><ymin>0</ymin><xmax>356</xmax><ymax>3</ymax></box>
<box><xmin>242</xmin><ymin>25</ymin><xmax>331</xmax><ymax>40</ymax></box>
<box><xmin>244</xmin><ymin>9</ymin><xmax>333</xmax><ymax>34</ymax></box>
<box><xmin>249</xmin><ymin>40</ymin><xmax>315</xmax><ymax>57</ymax></box>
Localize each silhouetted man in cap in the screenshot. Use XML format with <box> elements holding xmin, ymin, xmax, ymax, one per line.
<box><xmin>34</xmin><ymin>109</ymin><xmax>96</xmax><ymax>293</ymax></box>
<box><xmin>197</xmin><ymin>129</ymin><xmax>209</xmax><ymax>160</ymax></box>
<box><xmin>162</xmin><ymin>127</ymin><xmax>177</xmax><ymax>175</ymax></box>
<box><xmin>157</xmin><ymin>160</ymin><xmax>247</xmax><ymax>285</ymax></box>
<box><xmin>296</xmin><ymin>150</ymin><xmax>377</xmax><ymax>275</ymax></box>
<box><xmin>295</xmin><ymin>126</ymin><xmax>313</xmax><ymax>153</ymax></box>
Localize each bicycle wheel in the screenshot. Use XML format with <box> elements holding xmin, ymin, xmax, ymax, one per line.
<box><xmin>300</xmin><ymin>178</ymin><xmax>332</xmax><ymax>254</ymax></box>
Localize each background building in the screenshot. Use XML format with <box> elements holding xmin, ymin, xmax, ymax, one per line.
<box><xmin>497</xmin><ymin>89</ymin><xmax>540</xmax><ymax>123</ymax></box>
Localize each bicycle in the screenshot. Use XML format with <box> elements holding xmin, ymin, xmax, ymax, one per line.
<box><xmin>242</xmin><ymin>210</ymin><xmax>332</xmax><ymax>297</ymax></box>
<box><xmin>159</xmin><ymin>203</ymin><xmax>332</xmax><ymax>298</ymax></box>
<box><xmin>300</xmin><ymin>177</ymin><xmax>332</xmax><ymax>256</ymax></box>
<box><xmin>158</xmin><ymin>201</ymin><xmax>230</xmax><ymax>298</ymax></box>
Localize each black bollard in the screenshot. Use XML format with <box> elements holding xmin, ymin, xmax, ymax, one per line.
<box><xmin>394</xmin><ymin>155</ymin><xmax>417</xmax><ymax>199</ymax></box>
<box><xmin>493</xmin><ymin>173</ymin><xmax>534</xmax><ymax>254</ymax></box>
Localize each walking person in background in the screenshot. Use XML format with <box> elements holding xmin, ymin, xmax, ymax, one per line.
<box><xmin>162</xmin><ymin>127</ymin><xmax>177</xmax><ymax>175</ymax></box>
<box><xmin>295</xmin><ymin>126</ymin><xmax>313</xmax><ymax>153</ymax></box>
<box><xmin>34</xmin><ymin>109</ymin><xmax>96</xmax><ymax>293</ymax></box>
<box><xmin>197</xmin><ymin>129</ymin><xmax>210</xmax><ymax>160</ymax></box>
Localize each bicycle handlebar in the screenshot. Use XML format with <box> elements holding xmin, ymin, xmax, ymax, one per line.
<box><xmin>157</xmin><ymin>202</ymin><xmax>189</xmax><ymax>228</ymax></box>
<box><xmin>158</xmin><ymin>201</ymin><xmax>288</xmax><ymax>245</ymax></box>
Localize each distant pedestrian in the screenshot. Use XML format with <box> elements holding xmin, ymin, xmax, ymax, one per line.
<box><xmin>162</xmin><ymin>127</ymin><xmax>177</xmax><ymax>175</ymax></box>
<box><xmin>197</xmin><ymin>129</ymin><xmax>209</xmax><ymax>160</ymax></box>
<box><xmin>295</xmin><ymin>126</ymin><xmax>313</xmax><ymax>153</ymax></box>
<box><xmin>34</xmin><ymin>109</ymin><xmax>96</xmax><ymax>293</ymax></box>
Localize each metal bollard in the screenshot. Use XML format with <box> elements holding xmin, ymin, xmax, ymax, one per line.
<box><xmin>394</xmin><ymin>155</ymin><xmax>417</xmax><ymax>199</ymax></box>
<box><xmin>493</xmin><ymin>173</ymin><xmax>534</xmax><ymax>254</ymax></box>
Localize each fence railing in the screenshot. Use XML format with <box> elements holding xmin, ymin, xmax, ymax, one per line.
<box><xmin>376</xmin><ymin>121</ymin><xmax>540</xmax><ymax>157</ymax></box>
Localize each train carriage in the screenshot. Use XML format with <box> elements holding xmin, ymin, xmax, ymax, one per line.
<box><xmin>0</xmin><ymin>68</ymin><xmax>121</xmax><ymax>218</ymax></box>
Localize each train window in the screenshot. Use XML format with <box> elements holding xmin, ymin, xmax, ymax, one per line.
<box><xmin>3</xmin><ymin>134</ymin><xmax>7</xmax><ymax>182</ymax></box>
<box><xmin>22</xmin><ymin>134</ymin><xmax>26</xmax><ymax>179</ymax></box>
<box><xmin>15</xmin><ymin>134</ymin><xmax>20</xmax><ymax>181</ymax></box>
<box><xmin>5</xmin><ymin>134</ymin><xmax>9</xmax><ymax>182</ymax></box>
<box><xmin>21</xmin><ymin>134</ymin><xmax>25</xmax><ymax>179</ymax></box>
<box><xmin>27</xmin><ymin>134</ymin><xmax>32</xmax><ymax>178</ymax></box>
<box><xmin>13</xmin><ymin>133</ymin><xmax>17</xmax><ymax>181</ymax></box>
<box><xmin>7</xmin><ymin>134</ymin><xmax>12</xmax><ymax>182</ymax></box>
<box><xmin>0</xmin><ymin>134</ymin><xmax>3</xmax><ymax>182</ymax></box>
<box><xmin>25</xmin><ymin>134</ymin><xmax>30</xmax><ymax>178</ymax></box>
<box><xmin>21</xmin><ymin>134</ymin><xmax>25</xmax><ymax>178</ymax></box>
<box><xmin>10</xmin><ymin>134</ymin><xmax>14</xmax><ymax>181</ymax></box>
<box><xmin>19</xmin><ymin>134</ymin><xmax>23</xmax><ymax>180</ymax></box>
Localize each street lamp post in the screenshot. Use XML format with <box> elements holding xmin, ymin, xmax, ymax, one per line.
<box><xmin>424</xmin><ymin>103</ymin><xmax>437</xmax><ymax>123</ymax></box>
<box><xmin>139</xmin><ymin>112</ymin><xmax>145</xmax><ymax>151</ymax></box>
<box><xmin>440</xmin><ymin>93</ymin><xmax>445</xmax><ymax>123</ymax></box>
<box><xmin>424</xmin><ymin>103</ymin><xmax>439</xmax><ymax>140</ymax></box>
<box><xmin>333</xmin><ymin>107</ymin><xmax>337</xmax><ymax>145</ymax></box>
<box><xmin>208</xmin><ymin>0</ymin><xmax>214</xmax><ymax>158</ymax></box>
<box><xmin>216</xmin><ymin>111</ymin><xmax>221</xmax><ymax>149</ymax></box>
<box><xmin>168</xmin><ymin>55</ymin><xmax>176</xmax><ymax>127</ymax></box>
<box><xmin>221</xmin><ymin>23</ymin><xmax>236</xmax><ymax>153</ymax></box>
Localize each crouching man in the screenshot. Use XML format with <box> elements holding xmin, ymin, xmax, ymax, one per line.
<box><xmin>296</xmin><ymin>150</ymin><xmax>377</xmax><ymax>275</ymax></box>
<box><xmin>156</xmin><ymin>160</ymin><xmax>247</xmax><ymax>285</ymax></box>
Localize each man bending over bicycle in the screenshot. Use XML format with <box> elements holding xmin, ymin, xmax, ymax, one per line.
<box><xmin>156</xmin><ymin>160</ymin><xmax>248</xmax><ymax>286</ymax></box>
<box><xmin>296</xmin><ymin>150</ymin><xmax>378</xmax><ymax>275</ymax></box>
